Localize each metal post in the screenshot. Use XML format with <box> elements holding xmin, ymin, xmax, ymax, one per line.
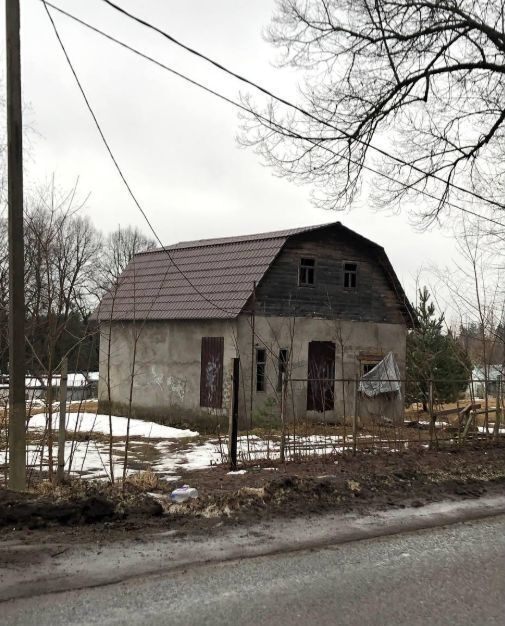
<box><xmin>249</xmin><ymin>281</ymin><xmax>256</xmax><ymax>429</ymax></box>
<box><xmin>493</xmin><ymin>374</ymin><xmax>501</xmax><ymax>439</ymax></box>
<box><xmin>228</xmin><ymin>358</ymin><xmax>239</xmax><ymax>471</ymax></box>
<box><xmin>352</xmin><ymin>377</ymin><xmax>358</xmax><ymax>456</ymax></box>
<box><xmin>279</xmin><ymin>372</ymin><xmax>286</xmax><ymax>463</ymax></box>
<box><xmin>6</xmin><ymin>0</ymin><xmax>26</xmax><ymax>491</ymax></box>
<box><xmin>428</xmin><ymin>379</ymin><xmax>435</xmax><ymax>448</ymax></box>
<box><xmin>56</xmin><ymin>358</ymin><xmax>68</xmax><ymax>483</ymax></box>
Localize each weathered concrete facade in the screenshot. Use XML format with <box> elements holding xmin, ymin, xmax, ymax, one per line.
<box><xmin>99</xmin><ymin>314</ymin><xmax>406</xmax><ymax>426</ymax></box>
<box><xmin>99</xmin><ymin>319</ymin><xmax>237</xmax><ymax>424</ymax></box>
<box><xmin>235</xmin><ymin>316</ymin><xmax>406</xmax><ymax>425</ymax></box>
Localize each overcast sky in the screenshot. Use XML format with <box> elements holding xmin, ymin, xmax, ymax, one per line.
<box><xmin>5</xmin><ymin>0</ymin><xmax>457</xmax><ymax>300</ymax></box>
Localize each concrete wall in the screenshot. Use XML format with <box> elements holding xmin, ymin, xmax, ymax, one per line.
<box><xmin>99</xmin><ymin>315</ymin><xmax>406</xmax><ymax>427</ymax></box>
<box><xmin>98</xmin><ymin>319</ymin><xmax>237</xmax><ymax>425</ymax></box>
<box><xmin>235</xmin><ymin>315</ymin><xmax>407</xmax><ymax>425</ymax></box>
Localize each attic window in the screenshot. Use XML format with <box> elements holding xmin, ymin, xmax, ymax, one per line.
<box><xmin>299</xmin><ymin>258</ymin><xmax>315</xmax><ymax>286</ymax></box>
<box><xmin>343</xmin><ymin>262</ymin><xmax>357</xmax><ymax>289</ymax></box>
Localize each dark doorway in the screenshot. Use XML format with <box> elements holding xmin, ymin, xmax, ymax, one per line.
<box><xmin>200</xmin><ymin>337</ymin><xmax>224</xmax><ymax>408</ymax></box>
<box><xmin>307</xmin><ymin>341</ymin><xmax>335</xmax><ymax>411</ymax></box>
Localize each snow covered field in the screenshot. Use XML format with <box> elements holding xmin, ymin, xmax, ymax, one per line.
<box><xmin>4</xmin><ymin>408</ymin><xmax>502</xmax><ymax>482</ymax></box>
<box><xmin>28</xmin><ymin>412</ymin><xmax>197</xmax><ymax>440</ymax></box>
<box><xmin>0</xmin><ymin>409</ymin><xmax>358</xmax><ymax>481</ymax></box>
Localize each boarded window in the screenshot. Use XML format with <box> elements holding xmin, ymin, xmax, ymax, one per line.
<box><xmin>277</xmin><ymin>348</ymin><xmax>289</xmax><ymax>391</ymax></box>
<box><xmin>307</xmin><ymin>341</ymin><xmax>335</xmax><ymax>412</ymax></box>
<box><xmin>200</xmin><ymin>337</ymin><xmax>224</xmax><ymax>408</ymax></box>
<box><xmin>343</xmin><ymin>262</ymin><xmax>358</xmax><ymax>288</ymax></box>
<box><xmin>256</xmin><ymin>348</ymin><xmax>267</xmax><ymax>392</ymax></box>
<box><xmin>299</xmin><ymin>258</ymin><xmax>315</xmax><ymax>286</ymax></box>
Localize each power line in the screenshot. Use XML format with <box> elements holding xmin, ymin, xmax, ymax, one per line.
<box><xmin>42</xmin><ymin>1</ymin><xmax>237</xmax><ymax>317</ymax></box>
<box><xmin>42</xmin><ymin>0</ymin><xmax>419</xmax><ymax>357</ymax></box>
<box><xmin>102</xmin><ymin>0</ymin><xmax>505</xmax><ymax>216</ymax></box>
<box><xmin>43</xmin><ymin>0</ymin><xmax>301</xmax><ymax>360</ymax></box>
<box><xmin>41</xmin><ymin>1</ymin><xmax>505</xmax><ymax>230</ymax></box>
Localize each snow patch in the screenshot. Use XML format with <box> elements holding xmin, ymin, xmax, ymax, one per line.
<box><xmin>28</xmin><ymin>412</ymin><xmax>198</xmax><ymax>439</ymax></box>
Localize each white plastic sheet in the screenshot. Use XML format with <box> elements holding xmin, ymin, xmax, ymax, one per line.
<box><xmin>359</xmin><ymin>351</ymin><xmax>401</xmax><ymax>398</ymax></box>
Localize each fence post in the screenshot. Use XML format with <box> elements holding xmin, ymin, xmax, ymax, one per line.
<box><xmin>228</xmin><ymin>358</ymin><xmax>239</xmax><ymax>471</ymax></box>
<box><xmin>352</xmin><ymin>377</ymin><xmax>358</xmax><ymax>456</ymax></box>
<box><xmin>461</xmin><ymin>409</ymin><xmax>475</xmax><ymax>442</ymax></box>
<box><xmin>494</xmin><ymin>375</ymin><xmax>502</xmax><ymax>439</ymax></box>
<box><xmin>279</xmin><ymin>372</ymin><xmax>286</xmax><ymax>463</ymax></box>
<box><xmin>428</xmin><ymin>379</ymin><xmax>435</xmax><ymax>448</ymax></box>
<box><xmin>56</xmin><ymin>357</ymin><xmax>68</xmax><ymax>484</ymax></box>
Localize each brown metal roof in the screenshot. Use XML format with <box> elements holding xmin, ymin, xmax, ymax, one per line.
<box><xmin>96</xmin><ymin>221</ymin><xmax>413</xmax><ymax>323</ymax></box>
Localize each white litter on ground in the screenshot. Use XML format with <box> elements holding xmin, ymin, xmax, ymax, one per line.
<box><xmin>227</xmin><ymin>470</ymin><xmax>247</xmax><ymax>475</ymax></box>
<box><xmin>28</xmin><ymin>412</ymin><xmax>198</xmax><ymax>440</ymax></box>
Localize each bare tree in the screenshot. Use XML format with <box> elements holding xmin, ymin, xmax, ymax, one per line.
<box><xmin>242</xmin><ymin>1</ymin><xmax>505</xmax><ymax>224</ymax></box>
<box><xmin>93</xmin><ymin>225</ymin><xmax>156</xmax><ymax>297</ymax></box>
<box><xmin>22</xmin><ymin>179</ymin><xmax>102</xmax><ymax>478</ymax></box>
<box><xmin>432</xmin><ymin>219</ymin><xmax>505</xmax><ymax>430</ymax></box>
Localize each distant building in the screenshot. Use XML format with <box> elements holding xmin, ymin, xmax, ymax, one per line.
<box><xmin>466</xmin><ymin>365</ymin><xmax>504</xmax><ymax>399</ymax></box>
<box><xmin>24</xmin><ymin>373</ymin><xmax>98</xmax><ymax>403</ymax></box>
<box><xmin>96</xmin><ymin>222</ymin><xmax>414</xmax><ymax>425</ymax></box>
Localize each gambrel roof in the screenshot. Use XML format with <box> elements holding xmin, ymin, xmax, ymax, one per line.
<box><xmin>96</xmin><ymin>221</ymin><xmax>414</xmax><ymax>325</ymax></box>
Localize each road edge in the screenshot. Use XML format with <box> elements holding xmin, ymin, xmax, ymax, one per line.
<box><xmin>1</xmin><ymin>493</ymin><xmax>505</xmax><ymax>602</ymax></box>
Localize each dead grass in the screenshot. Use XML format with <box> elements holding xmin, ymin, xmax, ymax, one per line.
<box><xmin>125</xmin><ymin>468</ymin><xmax>159</xmax><ymax>491</ymax></box>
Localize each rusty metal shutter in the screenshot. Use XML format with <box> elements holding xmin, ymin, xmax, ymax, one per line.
<box><xmin>307</xmin><ymin>341</ymin><xmax>335</xmax><ymax>411</ymax></box>
<box><xmin>200</xmin><ymin>337</ymin><xmax>224</xmax><ymax>408</ymax></box>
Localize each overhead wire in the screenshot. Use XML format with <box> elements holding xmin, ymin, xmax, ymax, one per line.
<box><xmin>42</xmin><ymin>0</ymin><xmax>238</xmax><ymax>317</ymax></box>
<box><xmin>101</xmin><ymin>0</ymin><xmax>505</xmax><ymax>216</ymax></box>
<box><xmin>42</xmin><ymin>0</ymin><xmax>504</xmax><ymax>358</ymax></box>
<box><xmin>41</xmin><ymin>1</ymin><xmax>505</xmax><ymax>232</ymax></box>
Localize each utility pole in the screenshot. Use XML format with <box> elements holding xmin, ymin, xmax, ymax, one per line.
<box><xmin>6</xmin><ymin>0</ymin><xmax>26</xmax><ymax>491</ymax></box>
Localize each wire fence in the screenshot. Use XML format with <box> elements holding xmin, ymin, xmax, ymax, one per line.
<box><xmin>0</xmin><ymin>374</ymin><xmax>504</xmax><ymax>484</ymax></box>
<box><xmin>228</xmin><ymin>375</ymin><xmax>505</xmax><ymax>466</ymax></box>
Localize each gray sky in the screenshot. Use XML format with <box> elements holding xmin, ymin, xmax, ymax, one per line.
<box><xmin>9</xmin><ymin>0</ymin><xmax>455</xmax><ymax>299</ymax></box>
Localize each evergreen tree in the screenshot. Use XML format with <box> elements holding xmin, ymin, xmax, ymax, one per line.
<box><xmin>407</xmin><ymin>288</ymin><xmax>471</xmax><ymax>409</ymax></box>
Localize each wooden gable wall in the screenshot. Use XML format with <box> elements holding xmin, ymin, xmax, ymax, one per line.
<box><xmin>250</xmin><ymin>227</ymin><xmax>408</xmax><ymax>325</ymax></box>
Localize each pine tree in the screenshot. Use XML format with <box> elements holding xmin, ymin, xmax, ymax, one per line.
<box><xmin>407</xmin><ymin>288</ymin><xmax>471</xmax><ymax>409</ymax></box>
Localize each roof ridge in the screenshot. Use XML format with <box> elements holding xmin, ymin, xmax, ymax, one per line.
<box><xmin>136</xmin><ymin>221</ymin><xmax>339</xmax><ymax>255</ymax></box>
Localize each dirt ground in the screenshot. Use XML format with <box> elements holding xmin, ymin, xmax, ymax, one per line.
<box><xmin>1</xmin><ymin>442</ymin><xmax>505</xmax><ymax>545</ymax></box>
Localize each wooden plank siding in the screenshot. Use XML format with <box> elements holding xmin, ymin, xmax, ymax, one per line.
<box><xmin>249</xmin><ymin>228</ymin><xmax>407</xmax><ymax>325</ymax></box>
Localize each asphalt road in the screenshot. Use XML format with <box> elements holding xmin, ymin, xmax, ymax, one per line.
<box><xmin>2</xmin><ymin>514</ymin><xmax>505</xmax><ymax>626</ymax></box>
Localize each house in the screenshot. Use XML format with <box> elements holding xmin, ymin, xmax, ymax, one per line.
<box><xmin>96</xmin><ymin>221</ymin><xmax>415</xmax><ymax>426</ymax></box>
<box><xmin>466</xmin><ymin>365</ymin><xmax>504</xmax><ymax>399</ymax></box>
<box><xmin>24</xmin><ymin>373</ymin><xmax>98</xmax><ymax>403</ymax></box>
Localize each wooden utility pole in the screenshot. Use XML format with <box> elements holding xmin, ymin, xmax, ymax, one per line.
<box><xmin>6</xmin><ymin>0</ymin><xmax>26</xmax><ymax>491</ymax></box>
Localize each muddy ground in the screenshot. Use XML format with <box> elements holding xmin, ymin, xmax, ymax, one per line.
<box><xmin>1</xmin><ymin>442</ymin><xmax>505</xmax><ymax>544</ymax></box>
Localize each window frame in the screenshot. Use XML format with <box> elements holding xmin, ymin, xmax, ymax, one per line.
<box><xmin>277</xmin><ymin>348</ymin><xmax>289</xmax><ymax>391</ymax></box>
<box><xmin>298</xmin><ymin>257</ymin><xmax>316</xmax><ymax>287</ymax></box>
<box><xmin>359</xmin><ymin>356</ymin><xmax>383</xmax><ymax>377</ymax></box>
<box><xmin>256</xmin><ymin>347</ymin><xmax>267</xmax><ymax>392</ymax></box>
<box><xmin>343</xmin><ymin>261</ymin><xmax>358</xmax><ymax>289</ymax></box>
